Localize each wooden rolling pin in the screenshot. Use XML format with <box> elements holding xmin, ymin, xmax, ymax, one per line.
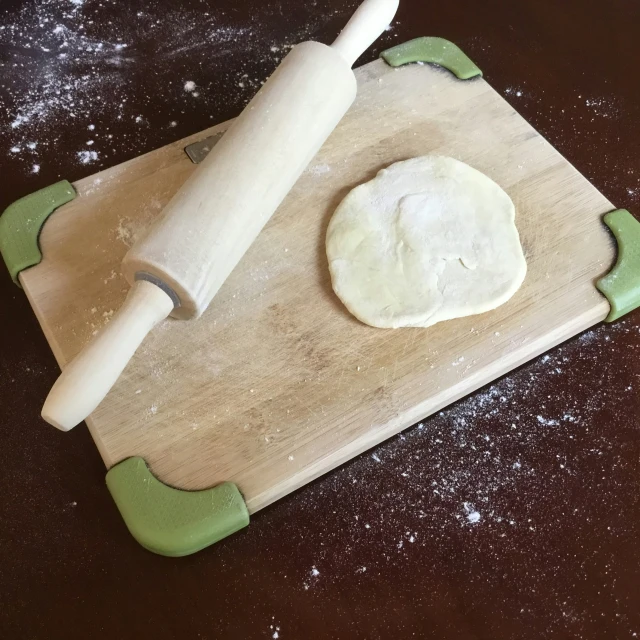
<box><xmin>42</xmin><ymin>0</ymin><xmax>399</xmax><ymax>431</ymax></box>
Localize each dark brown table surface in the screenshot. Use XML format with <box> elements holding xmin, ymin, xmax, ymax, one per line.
<box><xmin>1</xmin><ymin>0</ymin><xmax>639</xmax><ymax>638</ymax></box>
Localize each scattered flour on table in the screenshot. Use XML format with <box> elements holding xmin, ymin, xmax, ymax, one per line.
<box><xmin>77</xmin><ymin>150</ymin><xmax>98</xmax><ymax>164</ymax></box>
<box><xmin>269</xmin><ymin>621</ymin><xmax>281</xmax><ymax>639</ymax></box>
<box><xmin>252</xmin><ymin>319</ymin><xmax>638</xmax><ymax>607</ymax></box>
<box><xmin>498</xmin><ymin>75</ymin><xmax>637</xmax><ymax>202</ymax></box>
<box><xmin>504</xmin><ymin>87</ymin><xmax>524</xmax><ymax>98</ymax></box>
<box><xmin>463</xmin><ymin>502</ymin><xmax>481</xmax><ymax>524</ymax></box>
<box><xmin>2</xmin><ymin>0</ymin><xmax>398</xmax><ymax>175</ymax></box>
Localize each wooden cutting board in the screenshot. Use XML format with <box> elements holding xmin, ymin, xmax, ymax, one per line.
<box><xmin>20</xmin><ymin>56</ymin><xmax>615</xmax><ymax>513</ymax></box>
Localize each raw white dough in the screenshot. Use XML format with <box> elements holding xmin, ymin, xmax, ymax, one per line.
<box><xmin>326</xmin><ymin>156</ymin><xmax>526</xmax><ymax>329</ymax></box>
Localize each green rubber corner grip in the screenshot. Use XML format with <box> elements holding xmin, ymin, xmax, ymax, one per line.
<box><xmin>380</xmin><ymin>37</ymin><xmax>482</xmax><ymax>80</ymax></box>
<box><xmin>106</xmin><ymin>457</ymin><xmax>250</xmax><ymax>557</ymax></box>
<box><xmin>596</xmin><ymin>209</ymin><xmax>640</xmax><ymax>322</ymax></box>
<box><xmin>0</xmin><ymin>180</ymin><xmax>76</xmax><ymax>286</ymax></box>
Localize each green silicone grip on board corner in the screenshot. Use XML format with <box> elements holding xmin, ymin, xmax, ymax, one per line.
<box><xmin>596</xmin><ymin>209</ymin><xmax>640</xmax><ymax>322</ymax></box>
<box><xmin>106</xmin><ymin>457</ymin><xmax>250</xmax><ymax>557</ymax></box>
<box><xmin>0</xmin><ymin>180</ymin><xmax>76</xmax><ymax>286</ymax></box>
<box><xmin>380</xmin><ymin>37</ymin><xmax>482</xmax><ymax>79</ymax></box>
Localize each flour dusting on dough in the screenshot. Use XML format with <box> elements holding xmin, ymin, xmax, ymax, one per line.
<box><xmin>326</xmin><ymin>156</ymin><xmax>526</xmax><ymax>328</ymax></box>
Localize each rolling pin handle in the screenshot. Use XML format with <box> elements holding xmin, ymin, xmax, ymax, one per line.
<box><xmin>41</xmin><ymin>280</ymin><xmax>175</xmax><ymax>431</ymax></box>
<box><xmin>331</xmin><ymin>0</ymin><xmax>400</xmax><ymax>67</ymax></box>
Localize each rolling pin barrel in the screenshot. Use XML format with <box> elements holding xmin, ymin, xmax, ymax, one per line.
<box><xmin>122</xmin><ymin>41</ymin><xmax>357</xmax><ymax>319</ymax></box>
<box><xmin>42</xmin><ymin>0</ymin><xmax>399</xmax><ymax>431</ymax></box>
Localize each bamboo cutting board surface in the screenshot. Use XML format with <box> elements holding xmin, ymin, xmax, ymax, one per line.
<box><xmin>21</xmin><ymin>57</ymin><xmax>616</xmax><ymax>513</ymax></box>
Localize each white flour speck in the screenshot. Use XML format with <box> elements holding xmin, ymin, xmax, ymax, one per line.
<box><xmin>463</xmin><ymin>502</ymin><xmax>481</xmax><ymax>524</ymax></box>
<box><xmin>183</xmin><ymin>80</ymin><xmax>196</xmax><ymax>92</ymax></box>
<box><xmin>308</xmin><ymin>162</ymin><xmax>331</xmax><ymax>176</ymax></box>
<box><xmin>77</xmin><ymin>150</ymin><xmax>98</xmax><ymax>164</ymax></box>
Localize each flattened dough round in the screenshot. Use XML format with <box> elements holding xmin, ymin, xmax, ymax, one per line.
<box><xmin>326</xmin><ymin>156</ymin><xmax>526</xmax><ymax>329</ymax></box>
